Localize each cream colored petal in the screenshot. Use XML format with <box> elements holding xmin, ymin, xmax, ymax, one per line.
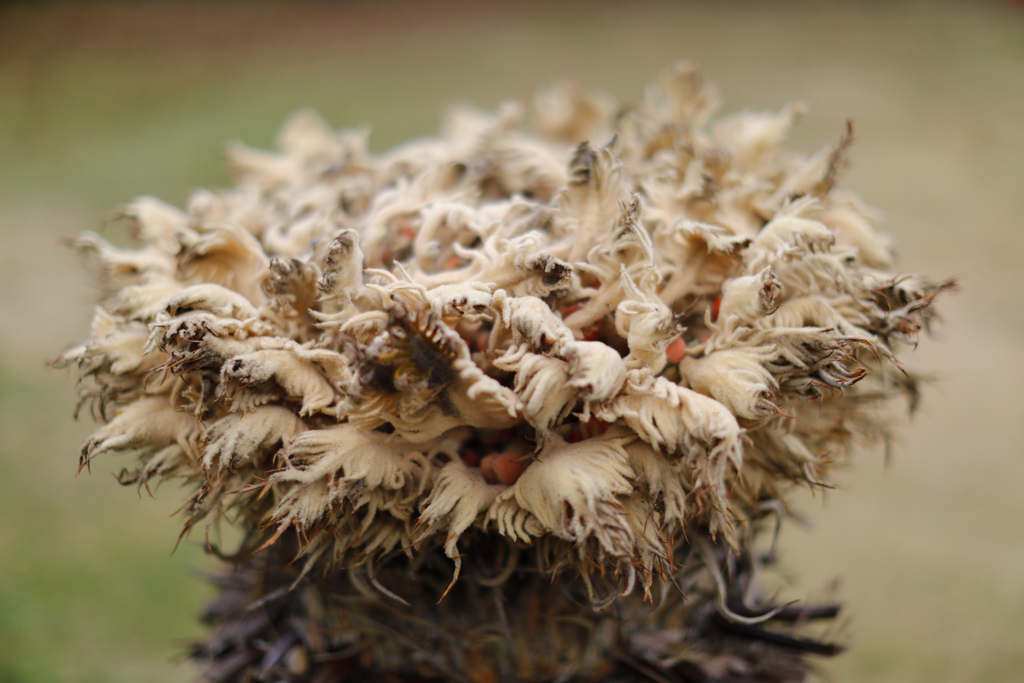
<box><xmin>166</xmin><ymin>283</ymin><xmax>259</xmax><ymax>320</ymax></box>
<box><xmin>716</xmin><ymin>266</ymin><xmax>781</xmax><ymax>324</ymax></box>
<box><xmin>202</xmin><ymin>405</ymin><xmax>306</xmax><ymax>472</ymax></box>
<box><xmin>221</xmin><ymin>349</ymin><xmax>336</xmax><ymax>416</ymax></box>
<box><xmin>80</xmin><ymin>396</ymin><xmax>198</xmax><ymax>468</ymax></box>
<box><xmin>419</xmin><ymin>459</ymin><xmax>505</xmax><ymax>558</ymax></box>
<box><xmin>489</xmin><ymin>433</ymin><xmax>634</xmax><ymax>557</ymax></box>
<box><xmin>681</xmin><ymin>349</ymin><xmax>779</xmax><ymax>423</ymax></box>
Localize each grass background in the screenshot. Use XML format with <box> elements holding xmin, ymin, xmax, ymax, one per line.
<box><xmin>0</xmin><ymin>1</ymin><xmax>1021</xmax><ymax>681</ymax></box>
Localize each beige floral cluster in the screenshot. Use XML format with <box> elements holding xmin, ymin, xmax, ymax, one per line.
<box><xmin>58</xmin><ymin>63</ymin><xmax>949</xmax><ymax>611</ymax></box>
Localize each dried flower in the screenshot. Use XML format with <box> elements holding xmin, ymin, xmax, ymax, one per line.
<box><xmin>57</xmin><ymin>63</ymin><xmax>952</xmax><ymax>682</ymax></box>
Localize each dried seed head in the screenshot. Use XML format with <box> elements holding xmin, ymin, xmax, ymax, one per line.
<box><xmin>58</xmin><ymin>63</ymin><xmax>952</xmax><ymax>682</ymax></box>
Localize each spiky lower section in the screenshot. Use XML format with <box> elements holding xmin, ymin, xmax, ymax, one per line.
<box><xmin>191</xmin><ymin>527</ymin><xmax>841</xmax><ymax>683</ymax></box>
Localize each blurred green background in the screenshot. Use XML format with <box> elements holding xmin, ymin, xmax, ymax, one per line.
<box><xmin>0</xmin><ymin>1</ymin><xmax>1021</xmax><ymax>681</ymax></box>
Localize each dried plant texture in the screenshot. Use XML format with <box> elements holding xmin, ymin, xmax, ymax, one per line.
<box><xmin>57</xmin><ymin>63</ymin><xmax>952</xmax><ymax>683</ymax></box>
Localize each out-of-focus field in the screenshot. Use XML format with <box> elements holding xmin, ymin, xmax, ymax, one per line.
<box><xmin>0</xmin><ymin>2</ymin><xmax>1020</xmax><ymax>681</ymax></box>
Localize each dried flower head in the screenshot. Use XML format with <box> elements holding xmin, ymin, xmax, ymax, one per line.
<box><xmin>57</xmin><ymin>63</ymin><xmax>952</xmax><ymax>682</ymax></box>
